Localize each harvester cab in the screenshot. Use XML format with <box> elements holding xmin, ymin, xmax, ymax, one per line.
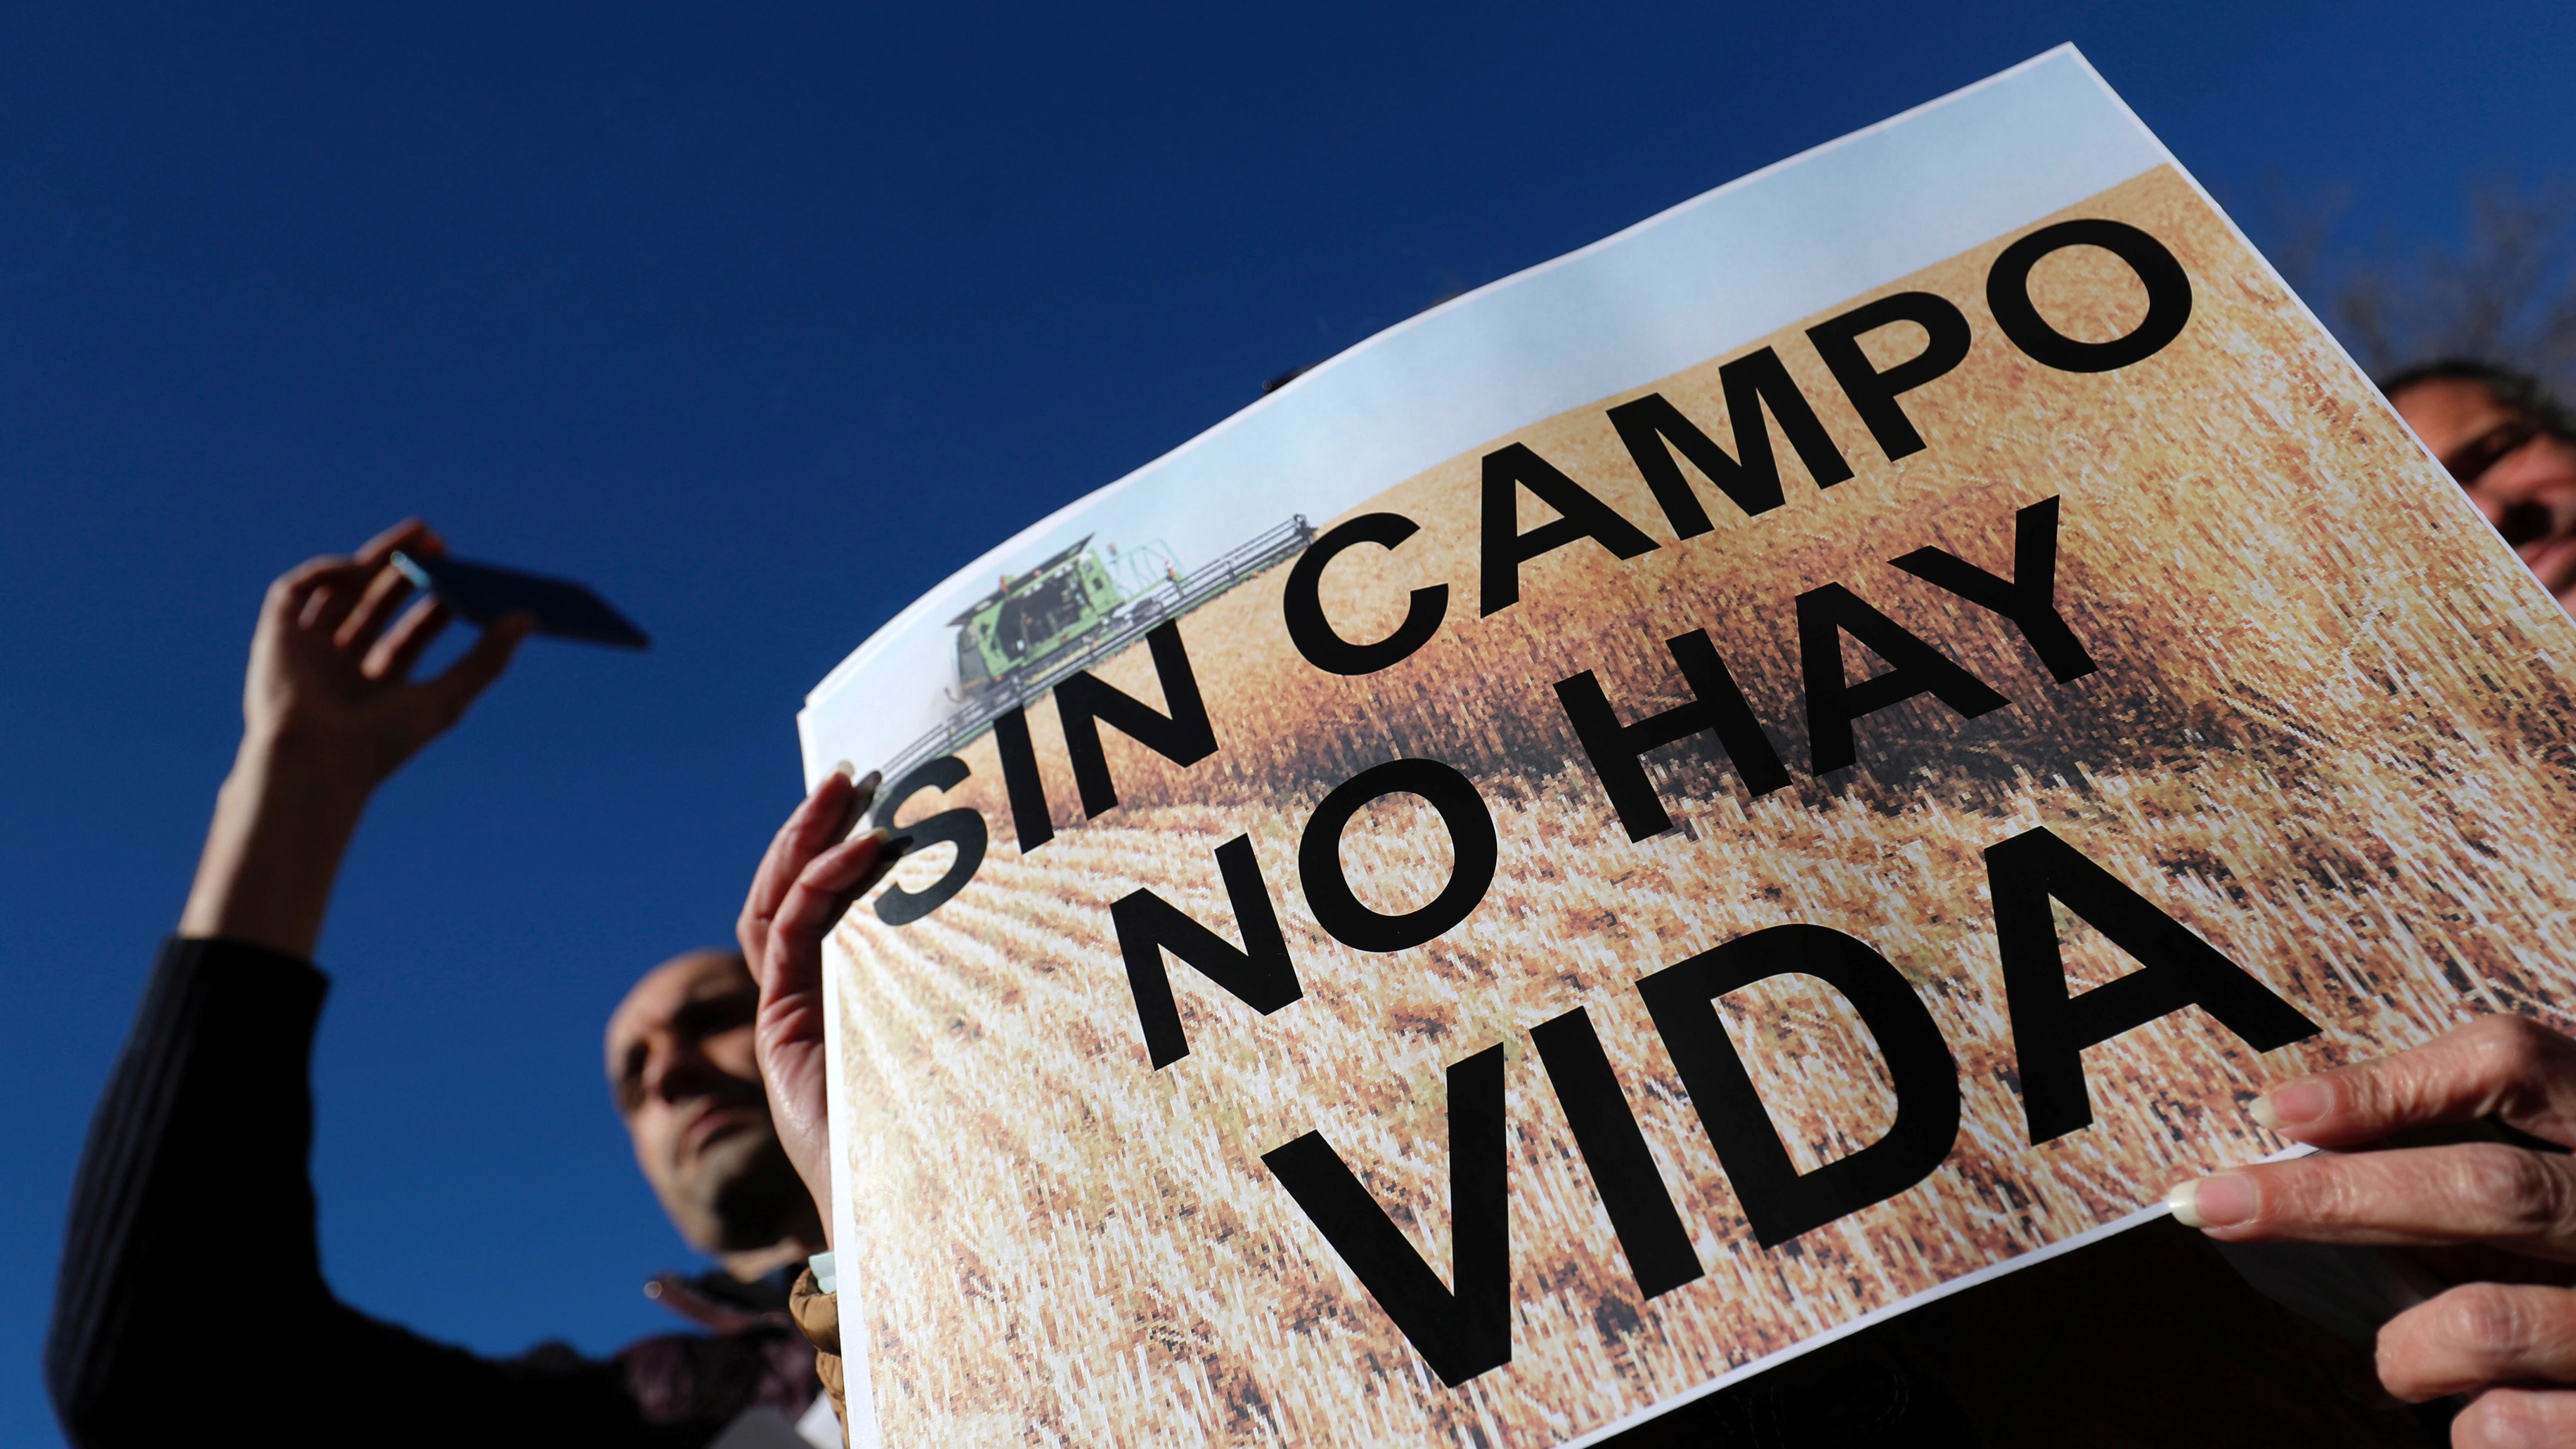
<box><xmin>948</xmin><ymin>535</ymin><xmax>1124</xmax><ymax>699</ymax></box>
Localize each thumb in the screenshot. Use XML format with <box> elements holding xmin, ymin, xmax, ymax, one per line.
<box><xmin>424</xmin><ymin>613</ymin><xmax>531</xmax><ymax>727</ymax></box>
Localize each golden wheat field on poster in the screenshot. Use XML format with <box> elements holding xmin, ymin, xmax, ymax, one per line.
<box><xmin>794</xmin><ymin>47</ymin><xmax>2576</xmax><ymax>1449</ymax></box>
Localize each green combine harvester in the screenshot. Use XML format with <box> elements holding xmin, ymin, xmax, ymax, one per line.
<box><xmin>875</xmin><ymin>514</ymin><xmax>1314</xmax><ymax>788</ymax></box>
<box><xmin>948</xmin><ymin>535</ymin><xmax>1129</xmax><ymax>702</ymax></box>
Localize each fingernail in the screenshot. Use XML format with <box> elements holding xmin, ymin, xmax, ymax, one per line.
<box><xmin>2251</xmin><ymin>1080</ymin><xmax>2330</xmax><ymax>1131</ymax></box>
<box><xmin>824</xmin><ymin>830</ymin><xmax>890</xmax><ymax>884</ymax></box>
<box><xmin>2166</xmin><ymin>1174</ymin><xmax>2255</xmax><ymax>1229</ymax></box>
<box><xmin>833</xmin><ymin>760</ymin><xmax>856</xmax><ymax>782</ymax></box>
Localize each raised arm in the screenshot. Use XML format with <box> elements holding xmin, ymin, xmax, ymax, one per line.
<box><xmin>48</xmin><ymin>521</ymin><xmax>531</xmax><ymax>1445</ymax></box>
<box><xmin>179</xmin><ymin>518</ymin><xmax>526</xmax><ymax>956</ymax></box>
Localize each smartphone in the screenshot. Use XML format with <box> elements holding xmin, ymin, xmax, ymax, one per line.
<box><xmin>390</xmin><ymin>550</ymin><xmax>650</xmax><ymax>649</ymax></box>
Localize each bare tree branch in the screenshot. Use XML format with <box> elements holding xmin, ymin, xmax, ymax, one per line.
<box><xmin>2321</xmin><ymin>179</ymin><xmax>2576</xmax><ymax>394</ymax></box>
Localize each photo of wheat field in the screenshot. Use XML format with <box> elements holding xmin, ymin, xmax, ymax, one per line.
<box><xmin>818</xmin><ymin>165</ymin><xmax>2576</xmax><ymax>1448</ymax></box>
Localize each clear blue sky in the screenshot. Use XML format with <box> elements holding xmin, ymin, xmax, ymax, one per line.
<box><xmin>2</xmin><ymin>2</ymin><xmax>2567</xmax><ymax>1440</ymax></box>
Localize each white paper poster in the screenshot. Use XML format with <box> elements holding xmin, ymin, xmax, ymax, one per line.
<box><xmin>798</xmin><ymin>47</ymin><xmax>2576</xmax><ymax>1448</ymax></box>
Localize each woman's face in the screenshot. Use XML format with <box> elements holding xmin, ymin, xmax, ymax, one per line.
<box><xmin>2392</xmin><ymin>376</ymin><xmax>2576</xmax><ymax>613</ymax></box>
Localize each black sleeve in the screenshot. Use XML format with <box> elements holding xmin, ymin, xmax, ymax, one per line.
<box><xmin>45</xmin><ymin>938</ymin><xmax>716</xmax><ymax>1448</ymax></box>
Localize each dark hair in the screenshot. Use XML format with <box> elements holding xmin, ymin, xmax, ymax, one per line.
<box><xmin>2380</xmin><ymin>357</ymin><xmax>2576</xmax><ymax>440</ymax></box>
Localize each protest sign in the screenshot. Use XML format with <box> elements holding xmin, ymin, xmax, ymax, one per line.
<box><xmin>795</xmin><ymin>45</ymin><xmax>2576</xmax><ymax>1447</ymax></box>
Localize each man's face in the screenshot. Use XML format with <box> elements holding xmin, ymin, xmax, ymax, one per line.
<box><xmin>606</xmin><ymin>950</ymin><xmax>805</xmax><ymax>1253</ymax></box>
<box><xmin>2391</xmin><ymin>377</ymin><xmax>2576</xmax><ymax>611</ymax></box>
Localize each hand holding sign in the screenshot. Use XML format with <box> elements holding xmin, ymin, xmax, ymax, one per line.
<box><xmin>2172</xmin><ymin>1017</ymin><xmax>2576</xmax><ymax>1436</ymax></box>
<box><xmin>736</xmin><ymin>765</ymin><xmax>903</xmax><ymax>1245</ymax></box>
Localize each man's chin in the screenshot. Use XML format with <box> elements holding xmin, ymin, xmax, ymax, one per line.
<box><xmin>677</xmin><ymin>1129</ymin><xmax>810</xmax><ymax>1254</ymax></box>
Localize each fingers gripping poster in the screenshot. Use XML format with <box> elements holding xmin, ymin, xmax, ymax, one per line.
<box><xmin>797</xmin><ymin>48</ymin><xmax>2576</xmax><ymax>1449</ymax></box>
